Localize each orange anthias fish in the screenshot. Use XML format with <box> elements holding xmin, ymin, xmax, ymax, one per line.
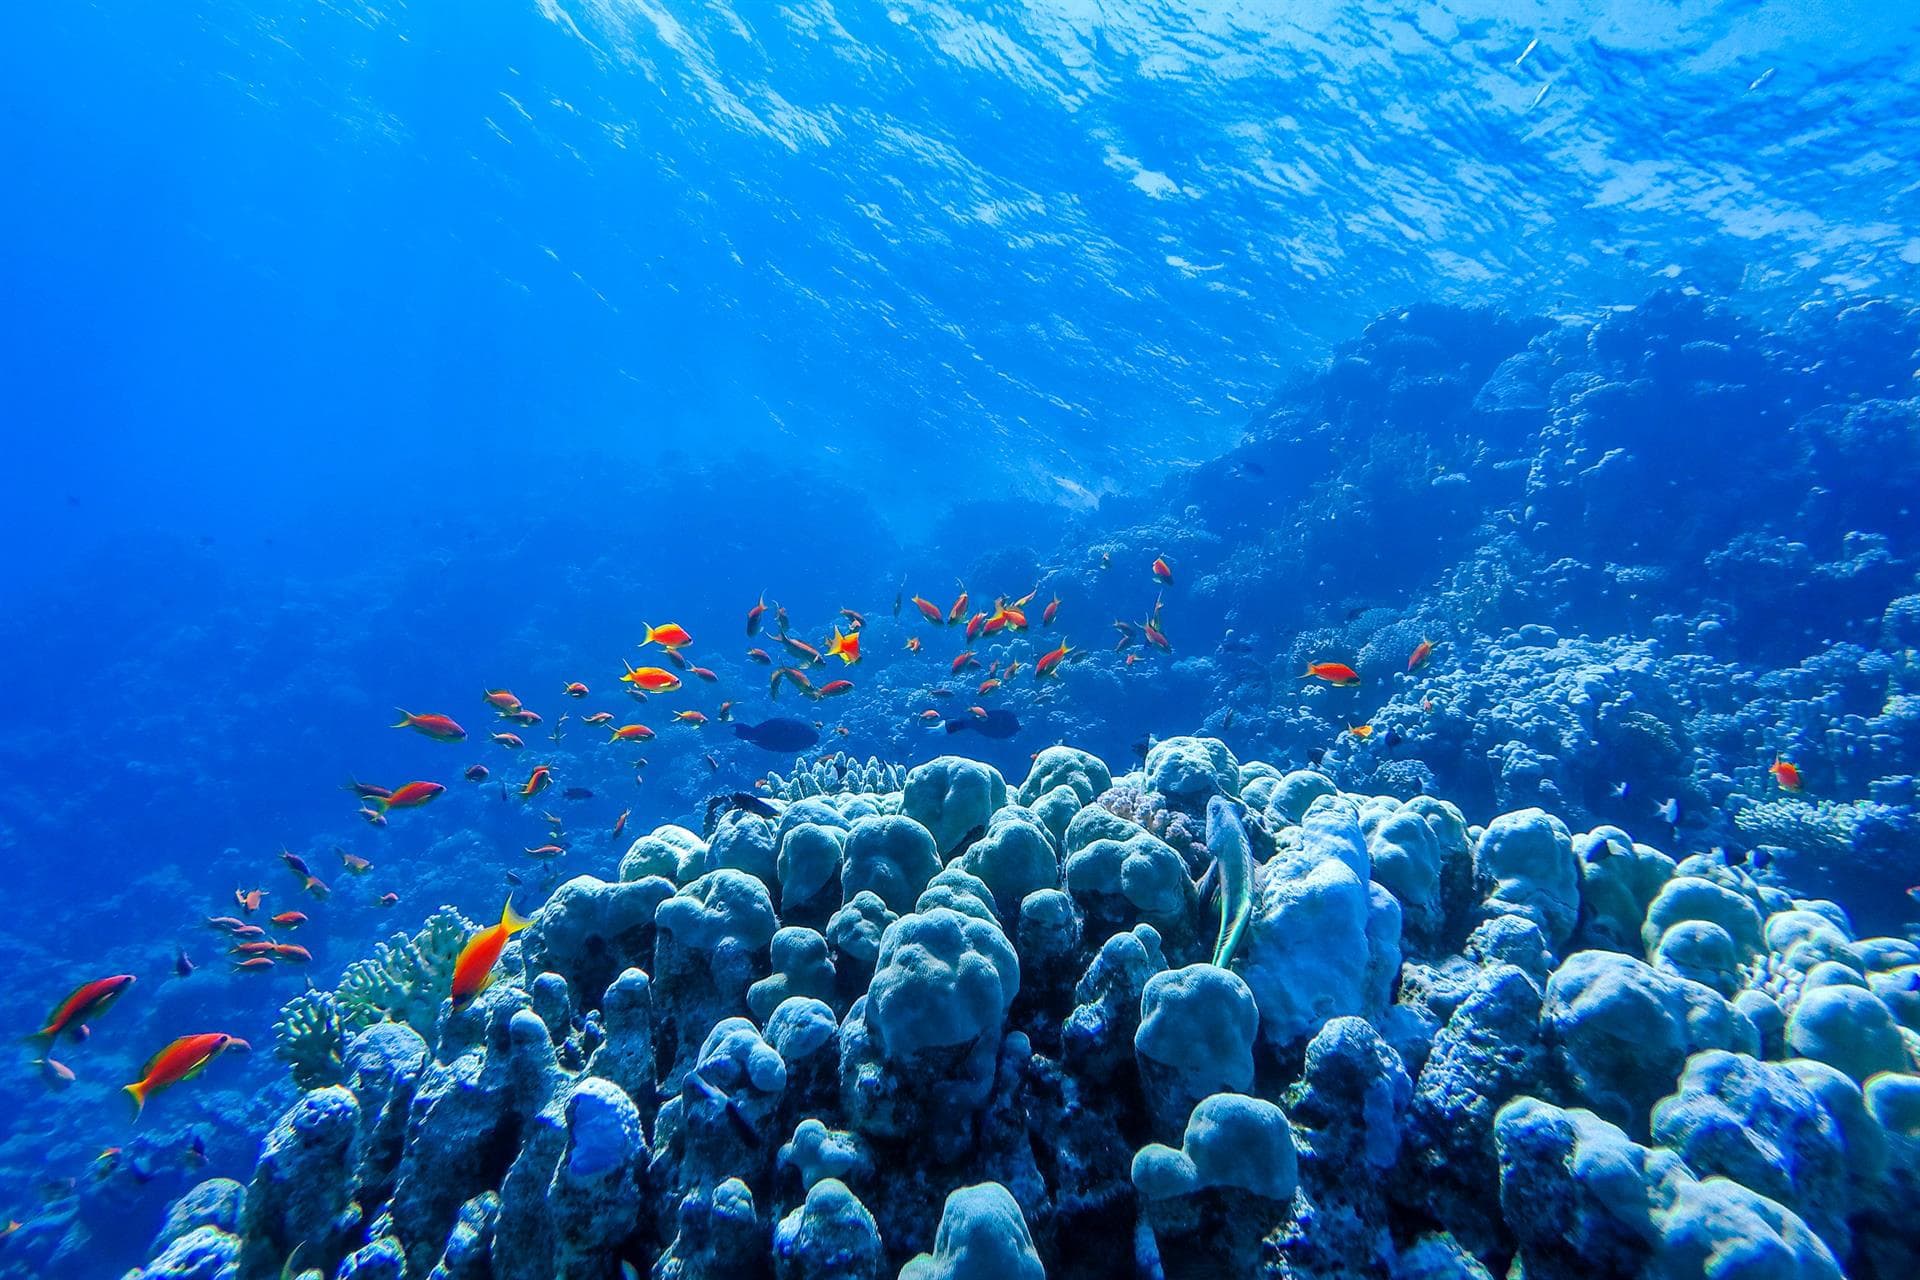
<box><xmin>612</xmin><ymin>809</ymin><xmax>630</xmax><ymax>838</ymax></box>
<box><xmin>746</xmin><ymin>595</ymin><xmax>768</xmax><ymax>636</ymax></box>
<box><xmin>271</xmin><ymin>911</ymin><xmax>307</xmax><ymax>928</ymax></box>
<box><xmin>905</xmin><ymin>636</ymin><xmax>923</xmax><ymax>653</ymax></box>
<box><xmin>1152</xmin><ymin>557</ymin><xmax>1173</xmax><ymax>584</ymax></box>
<box><xmin>621</xmin><ymin>662</ymin><xmax>682</xmax><ymax>694</ymax></box>
<box><xmin>1035</xmin><ymin>640</ymin><xmax>1071</xmax><ymax>679</ymax></box>
<box><xmin>918</xmin><ymin>709</ymin><xmax>942</xmax><ymax>724</ymax></box>
<box><xmin>520</xmin><ymin>766</ymin><xmax>553</xmax><ymax>798</ymax></box>
<box><xmin>746</xmin><ymin>647</ymin><xmax>772</xmax><ymax>665</ymax></box>
<box><xmin>582</xmin><ymin>712</ymin><xmax>614</xmax><ymax>725</ymax></box>
<box><xmin>451</xmin><ymin>900</ymin><xmax>533</xmax><ymax>1008</ymax></box>
<box><xmin>1042</xmin><ymin>596</ymin><xmax>1061</xmax><ymax>626</ymax></box>
<box><xmin>123</xmin><ymin>1033</ymin><xmax>247</xmax><ymax>1121</ymax></box>
<box><xmin>952</xmin><ymin>651</ymin><xmax>979</xmax><ymax>675</ymax></box>
<box><xmin>826</xmin><ymin>627</ymin><xmax>861</xmax><ymax>665</ymax></box>
<box><xmin>910</xmin><ymin>595</ymin><xmax>943</xmax><ymax>624</ymax></box>
<box><xmin>563</xmin><ymin>682</ymin><xmax>589</xmax><ymax>698</ymax></box>
<box><xmin>672</xmin><ymin>710</ymin><xmax>709</xmax><ymax>725</ymax></box>
<box><xmin>1143</xmin><ymin>621</ymin><xmax>1171</xmax><ymax>653</ymax></box>
<box><xmin>483</xmin><ymin>689</ymin><xmax>523</xmax><ymax>714</ymax></box>
<box><xmin>1770</xmin><ymin>759</ymin><xmax>1803</xmax><ymax>792</ymax></box>
<box><xmin>779</xmin><ymin>634</ymin><xmax>824</xmax><ymax>666</ymax></box>
<box><xmin>379</xmin><ymin>781</ymin><xmax>447</xmax><ymax>810</ymax></box>
<box><xmin>947</xmin><ymin>586</ymin><xmax>970</xmax><ymax>625</ymax></box>
<box><xmin>491</xmin><ymin>732</ymin><xmax>525</xmax><ymax>749</ymax></box>
<box><xmin>691</xmin><ymin>666</ymin><xmax>718</xmax><ymax>683</ymax></box>
<box><xmin>965</xmin><ymin>612</ymin><xmax>987</xmax><ymax>642</ymax></box>
<box><xmin>235</xmin><ymin>888</ymin><xmax>268</xmax><ymax>913</ymax></box>
<box><xmin>340</xmin><ymin>851</ymin><xmax>372</xmax><ymax>874</ymax></box>
<box><xmin>841</xmin><ymin>607</ymin><xmax>866</xmax><ymax>630</ymax></box>
<box><xmin>609</xmin><ymin>723</ymin><xmax>655</xmax><ymax>742</ymax></box>
<box><xmin>507</xmin><ymin>708</ymin><xmax>542</xmax><ymax>726</ymax></box>
<box><xmin>1408</xmin><ymin>638</ymin><xmax>1435</xmax><ymax>673</ymax></box>
<box><xmin>817</xmin><ymin>679</ymin><xmax>854</xmax><ymax>698</ymax></box>
<box><xmin>34</xmin><ymin>975</ymin><xmax>134</xmax><ymax>1043</ymax></box>
<box><xmin>392</xmin><ymin>709</ymin><xmax>466</xmax><ymax>743</ymax></box>
<box><xmin>1301</xmin><ymin>662</ymin><xmax>1362</xmax><ymax>687</ymax></box>
<box><xmin>978</xmin><ymin>678</ymin><xmax>1001</xmax><ymax>695</ymax></box>
<box><xmin>1347</xmin><ymin>724</ymin><xmax>1375</xmax><ymax>739</ymax></box>
<box><xmin>642</xmin><ymin>622</ymin><xmax>694</xmax><ymax>649</ymax></box>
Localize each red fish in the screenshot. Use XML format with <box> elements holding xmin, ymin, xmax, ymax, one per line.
<box><xmin>582</xmin><ymin>712</ymin><xmax>614</xmax><ymax>725</ymax></box>
<box><xmin>918</xmin><ymin>709</ymin><xmax>942</xmax><ymax>724</ymax></box>
<box><xmin>817</xmin><ymin>679</ymin><xmax>854</xmax><ymax>698</ymax></box>
<box><xmin>779</xmin><ymin>634</ymin><xmax>824</xmax><ymax>666</ymax></box>
<box><xmin>33</xmin><ymin>975</ymin><xmax>134</xmax><ymax>1043</ymax></box>
<box><xmin>524</xmin><ymin>845</ymin><xmax>566</xmax><ymax>860</ymax></box>
<box><xmin>563</xmin><ymin>682</ymin><xmax>589</xmax><ymax>698</ymax></box>
<box><xmin>612</xmin><ymin>809</ymin><xmax>630</xmax><ymax>839</ymax></box>
<box><xmin>977</xmin><ymin>678</ymin><xmax>1001</xmax><ymax>695</ymax></box>
<box><xmin>747</xmin><ymin>595</ymin><xmax>767</xmax><ymax>636</ymax></box>
<box><xmin>952</xmin><ymin>651</ymin><xmax>979</xmax><ymax>675</ymax></box>
<box><xmin>378</xmin><ymin>781</ymin><xmax>446</xmax><ymax>810</ymax></box>
<box><xmin>1143</xmin><ymin>621</ymin><xmax>1171</xmax><ymax>653</ymax></box>
<box><xmin>340</xmin><ymin>851</ymin><xmax>372</xmax><ymax>875</ymax></box>
<box><xmin>1035</xmin><ymin>641</ymin><xmax>1071</xmax><ymax>679</ymax></box>
<box><xmin>826</xmin><ymin>628</ymin><xmax>861</xmax><ymax>664</ymax></box>
<box><xmin>451</xmin><ymin>900</ymin><xmax>533</xmax><ymax>1007</ymax></box>
<box><xmin>621</xmin><ymin>662</ymin><xmax>682</xmax><ymax>693</ymax></box>
<box><xmin>507</xmin><ymin>708</ymin><xmax>542</xmax><ymax>726</ymax></box>
<box><xmin>1770</xmin><ymin>759</ymin><xmax>1803</xmax><ymax>792</ymax></box>
<box><xmin>271</xmin><ymin>911</ymin><xmax>307</xmax><ymax>928</ymax></box>
<box><xmin>691</xmin><ymin>665</ymin><xmax>718</xmax><ymax>682</ymax></box>
<box><xmin>672</xmin><ymin>710</ymin><xmax>709</xmax><ymax>725</ymax></box>
<box><xmin>1301</xmin><ymin>662</ymin><xmax>1361</xmax><ymax>687</ymax></box>
<box><xmin>378</xmin><ymin>892</ymin><xmax>400</xmax><ymax>908</ymax></box>
<box><xmin>269</xmin><ymin>944</ymin><xmax>312</xmax><ymax>964</ymax></box>
<box><xmin>205</xmin><ymin>916</ymin><xmax>245</xmax><ymax>933</ymax></box>
<box><xmin>1112</xmin><ymin>620</ymin><xmax>1137</xmax><ymax>650</ymax></box>
<box><xmin>491</xmin><ymin>732</ymin><xmax>525</xmax><ymax>749</ymax></box>
<box><xmin>236</xmin><ymin>888</ymin><xmax>268</xmax><ymax>913</ymax></box>
<box><xmin>1152</xmin><ymin>557</ymin><xmax>1172</xmax><ymax>584</ymax></box>
<box><xmin>123</xmin><ymin>1033</ymin><xmax>247</xmax><ymax>1119</ymax></box>
<box><xmin>716</xmin><ymin>700</ymin><xmax>735</xmax><ymax>721</ymax></box>
<box><xmin>1042</xmin><ymin>596</ymin><xmax>1061</xmax><ymax>626</ymax></box>
<box><xmin>609</xmin><ymin>724</ymin><xmax>655</xmax><ymax>742</ymax></box>
<box><xmin>642</xmin><ymin>622</ymin><xmax>694</xmax><ymax>649</ymax></box>
<box><xmin>840</xmin><ymin>608</ymin><xmax>866</xmax><ymax>631</ymax></box>
<box><xmin>910</xmin><ymin>595</ymin><xmax>943</xmax><ymax>624</ymax></box>
<box><xmin>520</xmin><ymin>766</ymin><xmax>553</xmax><ymax>799</ymax></box>
<box><xmin>747</xmin><ymin>648</ymin><xmax>772</xmax><ymax>665</ymax></box>
<box><xmin>232</xmin><ymin>953</ymin><xmax>275</xmax><ymax>970</ymax></box>
<box><xmin>358</xmin><ymin>806</ymin><xmax>387</xmax><ymax>827</ymax></box>
<box><xmin>483</xmin><ymin>689</ymin><xmax>523</xmax><ymax>714</ymax></box>
<box><xmin>776</xmin><ymin>667</ymin><xmax>814</xmax><ymax>696</ymax></box>
<box><xmin>947</xmin><ymin>587</ymin><xmax>969</xmax><ymax>625</ymax></box>
<box><xmin>969</xmin><ymin>705</ymin><xmax>989</xmax><ymax>718</ymax></box>
<box><xmin>392</xmin><ymin>710</ymin><xmax>466</xmax><ymax>742</ymax></box>
<box><xmin>965</xmin><ymin>612</ymin><xmax>987</xmax><ymax>642</ymax></box>
<box><xmin>905</xmin><ymin>636</ymin><xmax>922</xmax><ymax>653</ymax></box>
<box><xmin>1408</xmin><ymin>638</ymin><xmax>1434</xmax><ymax>673</ymax></box>
<box><xmin>229</xmin><ymin>924</ymin><xmax>266</xmax><ymax>940</ymax></box>
<box><xmin>1004</xmin><ymin>660</ymin><xmax>1023</xmax><ymax>679</ymax></box>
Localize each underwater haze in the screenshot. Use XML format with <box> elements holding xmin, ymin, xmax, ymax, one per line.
<box><xmin>3</xmin><ymin>2</ymin><xmax>1920</xmax><ymax>1278</ymax></box>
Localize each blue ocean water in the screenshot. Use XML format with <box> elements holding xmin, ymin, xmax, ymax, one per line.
<box><xmin>3</xmin><ymin>3</ymin><xmax>1919</xmax><ymax>1277</ymax></box>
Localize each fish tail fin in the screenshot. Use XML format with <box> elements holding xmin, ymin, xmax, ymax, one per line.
<box><xmin>502</xmin><ymin>898</ymin><xmax>533</xmax><ymax>934</ymax></box>
<box><xmin>391</xmin><ymin>708</ymin><xmax>413</xmax><ymax>728</ymax></box>
<box><xmin>124</xmin><ymin>1082</ymin><xmax>146</xmax><ymax>1122</ymax></box>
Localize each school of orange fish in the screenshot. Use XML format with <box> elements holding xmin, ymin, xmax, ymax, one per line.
<box><xmin>27</xmin><ymin>552</ymin><xmax>1809</xmax><ymax>1123</ymax></box>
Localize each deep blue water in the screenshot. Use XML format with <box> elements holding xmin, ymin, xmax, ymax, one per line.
<box><xmin>3</xmin><ymin>2</ymin><xmax>1919</xmax><ymax>1275</ymax></box>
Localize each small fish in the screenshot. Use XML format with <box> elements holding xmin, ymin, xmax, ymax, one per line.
<box><xmin>775</xmin><ymin>603</ymin><xmax>790</xmax><ymax>633</ymax></box>
<box><xmin>483</xmin><ymin>689</ymin><xmax>523</xmax><ymax>714</ymax></box>
<box><xmin>465</xmin><ymin>764</ymin><xmax>490</xmax><ymax>782</ymax></box>
<box><xmin>36</xmin><ymin>1058</ymin><xmax>76</xmax><ymax>1090</ymax></box>
<box><xmin>689</xmin><ymin>666</ymin><xmax>718</xmax><ymax>683</ymax></box>
<box><xmin>1408</xmin><ymin>638</ymin><xmax>1434</xmax><ymax>672</ymax></box>
<box><xmin>779</xmin><ymin>634</ymin><xmax>824</xmax><ymax>666</ymax></box>
<box><xmin>621</xmin><ymin>662</ymin><xmax>682</xmax><ymax>693</ymax></box>
<box><xmin>1100</xmin><ymin>550</ymin><xmax>1112</xmax><ymax>571</ymax></box>
<box><xmin>451</xmin><ymin>900</ymin><xmax>534</xmax><ymax>1007</ymax></box>
<box><xmin>1143</xmin><ymin>620</ymin><xmax>1171</xmax><ymax>653</ymax></box>
<box><xmin>1301</xmin><ymin>662</ymin><xmax>1361</xmax><ymax>687</ymax></box>
<box><xmin>977</xmin><ymin>678</ymin><xmax>1001</xmax><ymax>695</ymax></box>
<box><xmin>893</xmin><ymin>590</ymin><xmax>903</xmax><ymax>617</ymax></box>
<box><xmin>271</xmin><ymin>911</ymin><xmax>308</xmax><ymax>928</ymax></box>
<box><xmin>746</xmin><ymin>596</ymin><xmax>767</xmax><ymax>636</ymax></box>
<box><xmin>662</xmin><ymin>647</ymin><xmax>690</xmax><ymax>671</ymax></box>
<box><xmin>340</xmin><ymin>851</ymin><xmax>372</xmax><ymax>874</ymax></box>
<box><xmin>905</xmin><ymin>636</ymin><xmax>922</xmax><ymax>653</ymax></box>
<box><xmin>816</xmin><ymin>679</ymin><xmax>853</xmax><ymax>698</ymax></box>
<box><xmin>279</xmin><ymin>850</ymin><xmax>313</xmax><ymax>879</ymax></box>
<box><xmin>612</xmin><ymin>809</ymin><xmax>630</xmax><ymax>838</ymax></box>
<box><xmin>123</xmin><ymin>1033</ymin><xmax>248</xmax><ymax>1120</ymax></box>
<box><xmin>1152</xmin><ymin>557</ymin><xmax>1172</xmax><ymax>584</ymax></box>
<box><xmin>1124</xmin><ymin>653</ymin><xmax>1141</xmax><ymax>667</ymax></box>
<box><xmin>205</xmin><ymin>915</ymin><xmax>245</xmax><ymax>932</ymax></box>
<box><xmin>1747</xmin><ymin>67</ymin><xmax>1775</xmax><ymax>93</ymax></box>
<box><xmin>269</xmin><ymin>943</ymin><xmax>311</xmax><ymax>964</ymax></box>
<box><xmin>965</xmin><ymin>612</ymin><xmax>987</xmax><ymax>642</ymax></box>
<box><xmin>1515</xmin><ymin>36</ymin><xmax>1537</xmax><ymax>67</ymax></box>
<box><xmin>910</xmin><ymin>594</ymin><xmax>943</xmax><ymax>623</ymax></box>
<box><xmin>825</xmin><ymin>627</ymin><xmax>861</xmax><ymax>664</ymax></box>
<box><xmin>582</xmin><ymin>712</ymin><xmax>614</xmax><ymax>725</ymax></box>
<box><xmin>1347</xmin><ymin>724</ymin><xmax>1374</xmax><ymax>739</ymax></box>
<box><xmin>562</xmin><ymin>786</ymin><xmax>595</xmax><ymax>800</ymax></box>
<box><xmin>834</xmin><ymin>725</ymin><xmax>850</xmax><ymax>736</ymax></box>
<box><xmin>231</xmin><ymin>939</ymin><xmax>279</xmax><ymax>957</ymax></box>
<box><xmin>609</xmin><ymin>724</ymin><xmax>655</xmax><ymax>743</ymax></box>
<box><xmin>947</xmin><ymin>585</ymin><xmax>969</xmax><ymax>625</ymax></box>
<box><xmin>1035</xmin><ymin>640</ymin><xmax>1071</xmax><ymax>679</ymax></box>
<box><xmin>840</xmin><ymin>607</ymin><xmax>866</xmax><ymax>630</ymax></box>
<box><xmin>232</xmin><ymin>957</ymin><xmax>275</xmax><ymax>973</ymax></box>
<box><xmin>563</xmin><ymin>682</ymin><xmax>589</xmax><ymax>698</ymax></box>
<box><xmin>524</xmin><ymin>845</ymin><xmax>567</xmax><ymax>860</ymax></box>
<box><xmin>1042</xmin><ymin>596</ymin><xmax>1061</xmax><ymax>626</ymax></box>
<box><xmin>929</xmin><ymin>687</ymin><xmax>955</xmax><ymax>699</ymax></box>
<box><xmin>1112</xmin><ymin>620</ymin><xmax>1136</xmax><ymax>651</ymax></box>
<box><xmin>704</xmin><ymin>752</ymin><xmax>720</xmax><ymax>771</ymax></box>
<box><xmin>173</xmin><ymin>949</ymin><xmax>196</xmax><ymax>978</ymax></box>
<box><xmin>507</xmin><ymin>707</ymin><xmax>542</xmax><ymax>726</ymax></box>
<box><xmin>716</xmin><ymin>700</ymin><xmax>734</xmax><ymax>722</ymax></box>
<box><xmin>378</xmin><ymin>781</ymin><xmax>446</xmax><ymax>810</ymax></box>
<box><xmin>520</xmin><ymin>766</ymin><xmax>554</xmax><ymax>798</ymax></box>
<box><xmin>235</xmin><ymin>888</ymin><xmax>268</xmax><ymax>914</ymax></box>
<box><xmin>491</xmin><ymin>731</ymin><xmax>526</xmax><ymax>749</ymax></box>
<box><xmin>642</xmin><ymin>622</ymin><xmax>694</xmax><ymax>649</ymax></box>
<box><xmin>1658</xmin><ymin>798</ymin><xmax>1680</xmax><ymax>825</ymax></box>
<box><xmin>341</xmin><ymin>778</ymin><xmax>392</xmax><ymax>800</ymax></box>
<box><xmin>378</xmin><ymin>892</ymin><xmax>400</xmax><ymax>907</ymax></box>
<box><xmin>672</xmin><ymin>710</ymin><xmax>709</xmax><ymax>725</ymax></box>
<box><xmin>918</xmin><ymin>709</ymin><xmax>942</xmax><ymax>724</ymax></box>
<box><xmin>392</xmin><ymin>709</ymin><xmax>466</xmax><ymax>742</ymax></box>
<box><xmin>952</xmin><ymin>651</ymin><xmax>979</xmax><ymax>675</ymax></box>
<box><xmin>746</xmin><ymin>647</ymin><xmax>772</xmax><ymax>665</ymax></box>
<box><xmin>1004</xmin><ymin>660</ymin><xmax>1023</xmax><ymax>678</ymax></box>
<box><xmin>969</xmin><ymin>705</ymin><xmax>989</xmax><ymax>718</ymax></box>
<box><xmin>229</xmin><ymin>924</ymin><xmax>267</xmax><ymax>940</ymax></box>
<box><xmin>1770</xmin><ymin>759</ymin><xmax>1803</xmax><ymax>792</ymax></box>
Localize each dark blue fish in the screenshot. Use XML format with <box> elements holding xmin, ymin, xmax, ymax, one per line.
<box><xmin>946</xmin><ymin>709</ymin><xmax>1020</xmax><ymax>739</ymax></box>
<box><xmin>733</xmin><ymin>718</ymin><xmax>820</xmax><ymax>752</ymax></box>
